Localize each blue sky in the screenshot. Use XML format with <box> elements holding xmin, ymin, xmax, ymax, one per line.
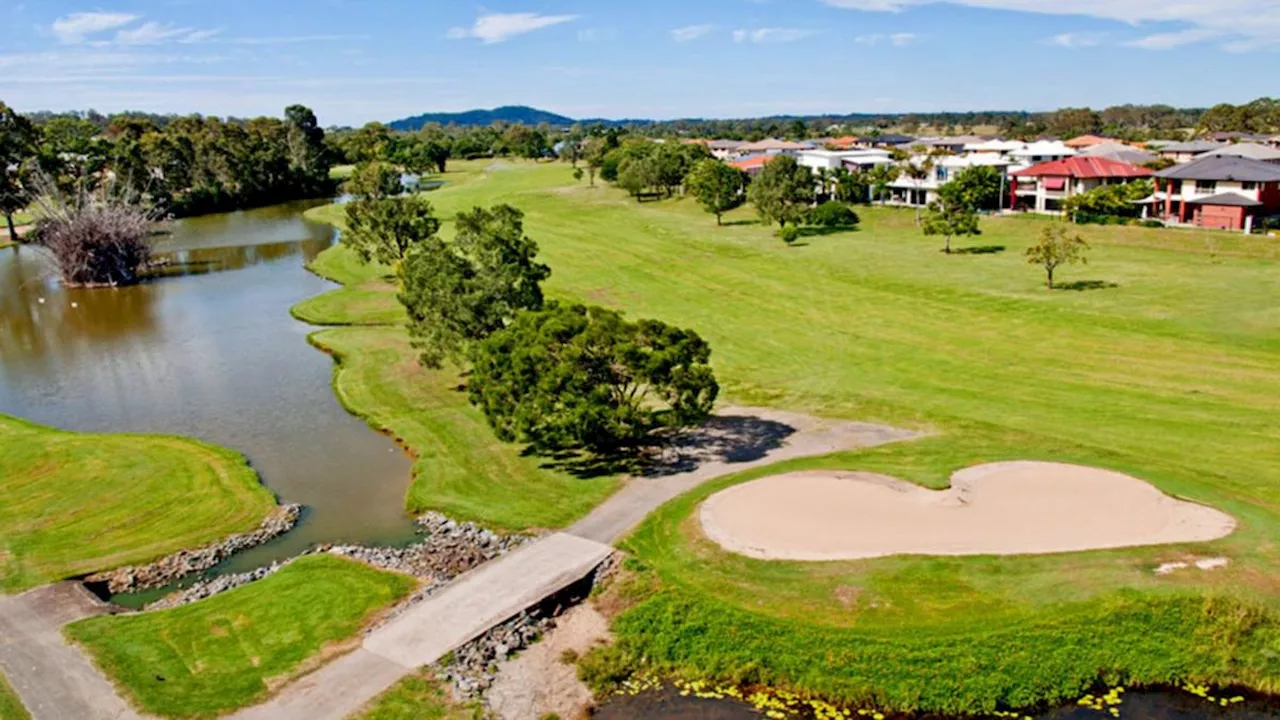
<box><xmin>0</xmin><ymin>1</ymin><xmax>1277</xmax><ymax>126</ymax></box>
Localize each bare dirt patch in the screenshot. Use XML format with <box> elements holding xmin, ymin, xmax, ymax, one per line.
<box><xmin>485</xmin><ymin>603</ymin><xmax>610</xmax><ymax>720</ymax></box>
<box><xmin>700</xmin><ymin>461</ymin><xmax>1236</xmax><ymax>561</ymax></box>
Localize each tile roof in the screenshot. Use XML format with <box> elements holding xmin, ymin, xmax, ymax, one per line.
<box><xmin>1080</xmin><ymin>142</ymin><xmax>1158</xmax><ymax>165</ymax></box>
<box><xmin>1012</xmin><ymin>156</ymin><xmax>1153</xmax><ymax>179</ymax></box>
<box><xmin>1186</xmin><ymin>192</ymin><xmax>1262</xmax><ymax>207</ymax></box>
<box><xmin>1159</xmin><ymin>140</ymin><xmax>1228</xmax><ymax>153</ymax></box>
<box><xmin>1156</xmin><ymin>155</ymin><xmax>1280</xmax><ymax>182</ymax></box>
<box><xmin>728</xmin><ymin>154</ymin><xmax>776</xmax><ymax>170</ymax></box>
<box><xmin>1198</xmin><ymin>143</ymin><xmax>1280</xmax><ymax>162</ymax></box>
<box><xmin>1064</xmin><ymin>134</ymin><xmax>1112</xmax><ymax>149</ymax></box>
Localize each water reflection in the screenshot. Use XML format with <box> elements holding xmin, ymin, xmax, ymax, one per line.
<box><xmin>0</xmin><ymin>199</ymin><xmax>418</xmax><ymax>579</ymax></box>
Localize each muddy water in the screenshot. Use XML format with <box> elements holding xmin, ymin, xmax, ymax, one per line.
<box><xmin>593</xmin><ymin>688</ymin><xmax>1280</xmax><ymax>719</ymax></box>
<box><xmin>0</xmin><ymin>200</ymin><xmax>418</xmax><ymax>579</ymax></box>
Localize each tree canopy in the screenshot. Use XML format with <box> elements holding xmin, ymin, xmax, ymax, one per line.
<box><xmin>945</xmin><ymin>165</ymin><xmax>1004</xmax><ymax>211</ymax></box>
<box><xmin>921</xmin><ymin>187</ymin><xmax>981</xmax><ymax>254</ymax></box>
<box><xmin>0</xmin><ymin>101</ymin><xmax>37</xmax><ymax>239</ymax></box>
<box><xmin>684</xmin><ymin>158</ymin><xmax>746</xmax><ymax>224</ymax></box>
<box><xmin>1026</xmin><ymin>224</ymin><xmax>1089</xmax><ymax>289</ymax></box>
<box><xmin>345</xmin><ymin>161</ymin><xmax>404</xmax><ymax>200</ymax></box>
<box><xmin>397</xmin><ymin>204</ymin><xmax>550</xmax><ymax>368</ymax></box>
<box><xmin>343</xmin><ymin>195</ymin><xmax>440</xmax><ymax>267</ymax></box>
<box><xmin>468</xmin><ymin>303</ymin><xmax>719</xmax><ymax>454</ymax></box>
<box><xmin>747</xmin><ymin>155</ymin><xmax>814</xmax><ymax>228</ymax></box>
<box><xmin>1062</xmin><ymin>180</ymin><xmax>1153</xmax><ymax>223</ymax></box>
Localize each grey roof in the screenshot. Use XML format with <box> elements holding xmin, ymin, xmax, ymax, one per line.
<box><xmin>1199</xmin><ymin>143</ymin><xmax>1280</xmax><ymax>162</ymax></box>
<box><xmin>707</xmin><ymin>139</ymin><xmax>745</xmax><ymax>149</ymax></box>
<box><xmin>1186</xmin><ymin>192</ymin><xmax>1262</xmax><ymax>207</ymax></box>
<box><xmin>1160</xmin><ymin>140</ymin><xmax>1228</xmax><ymax>153</ymax></box>
<box><xmin>868</xmin><ymin>133</ymin><xmax>916</xmax><ymax>145</ymax></box>
<box><xmin>1081</xmin><ymin>142</ymin><xmax>1157</xmax><ymax>165</ymax></box>
<box><xmin>1156</xmin><ymin>155</ymin><xmax>1280</xmax><ymax>182</ymax></box>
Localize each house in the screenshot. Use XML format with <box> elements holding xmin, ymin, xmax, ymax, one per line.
<box><xmin>966</xmin><ymin>139</ymin><xmax>1025</xmax><ymax>157</ymax></box>
<box><xmin>1079</xmin><ymin>142</ymin><xmax>1157</xmax><ymax>166</ymax></box>
<box><xmin>797</xmin><ymin>149</ymin><xmax>893</xmax><ymax>173</ymax></box>
<box><xmin>824</xmin><ymin>136</ymin><xmax>861</xmax><ymax>150</ymax></box>
<box><xmin>1007</xmin><ymin>140</ymin><xmax>1077</xmax><ymax>171</ymax></box>
<box><xmin>1153</xmin><ymin>156</ymin><xmax>1280</xmax><ymax>231</ymax></box>
<box><xmin>1197</xmin><ymin>143</ymin><xmax>1280</xmax><ymax>164</ymax></box>
<box><xmin>736</xmin><ymin>138</ymin><xmax>811</xmax><ymax>156</ymax></box>
<box><xmin>727</xmin><ymin>153</ymin><xmax>776</xmax><ymax>177</ymax></box>
<box><xmin>916</xmin><ymin>135</ymin><xmax>988</xmax><ymax>154</ymax></box>
<box><xmin>707</xmin><ymin>139</ymin><xmax>746</xmax><ymax>160</ymax></box>
<box><xmin>855</xmin><ymin>133</ymin><xmax>916</xmax><ymax>148</ymax></box>
<box><xmin>1205</xmin><ymin>132</ymin><xmax>1272</xmax><ymax>143</ymax></box>
<box><xmin>1064</xmin><ymin>135</ymin><xmax>1112</xmax><ymax>150</ymax></box>
<box><xmin>886</xmin><ymin>154</ymin><xmax>1014</xmax><ymax>207</ymax></box>
<box><xmin>1158</xmin><ymin>140</ymin><xmax>1228</xmax><ymax>164</ymax></box>
<box><xmin>1010</xmin><ymin>156</ymin><xmax>1152</xmax><ymax>214</ymax></box>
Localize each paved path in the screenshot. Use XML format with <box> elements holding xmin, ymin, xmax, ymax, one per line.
<box><xmin>570</xmin><ymin>406</ymin><xmax>922</xmax><ymax>543</ymax></box>
<box><xmin>2</xmin><ymin>407</ymin><xmax>918</xmax><ymax>720</ymax></box>
<box><xmin>0</xmin><ymin>583</ymin><xmax>143</xmax><ymax>720</ymax></box>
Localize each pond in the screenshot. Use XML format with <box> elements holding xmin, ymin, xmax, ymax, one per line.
<box><xmin>593</xmin><ymin>687</ymin><xmax>1280</xmax><ymax>720</ymax></box>
<box><xmin>0</xmin><ymin>200</ymin><xmax>419</xmax><ymax>584</ymax></box>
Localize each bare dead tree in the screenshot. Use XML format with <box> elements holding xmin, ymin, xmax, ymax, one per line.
<box><xmin>28</xmin><ymin>171</ymin><xmax>160</xmax><ymax>287</ymax></box>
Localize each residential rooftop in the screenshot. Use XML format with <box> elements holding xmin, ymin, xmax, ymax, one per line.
<box><xmin>1012</xmin><ymin>156</ymin><xmax>1153</xmax><ymax>179</ymax></box>
<box><xmin>1155</xmin><ymin>155</ymin><xmax>1280</xmax><ymax>182</ymax></box>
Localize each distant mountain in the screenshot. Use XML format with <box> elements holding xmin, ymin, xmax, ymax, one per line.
<box><xmin>388</xmin><ymin>106</ymin><xmax>578</xmax><ymax>131</ymax></box>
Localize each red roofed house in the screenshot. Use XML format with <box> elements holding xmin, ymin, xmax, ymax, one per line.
<box><xmin>727</xmin><ymin>154</ymin><xmax>776</xmax><ymax>177</ymax></box>
<box><xmin>1010</xmin><ymin>156</ymin><xmax>1153</xmax><ymax>214</ymax></box>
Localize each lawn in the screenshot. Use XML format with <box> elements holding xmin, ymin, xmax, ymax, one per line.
<box><xmin>0</xmin><ymin>673</ymin><xmax>28</xmax><ymax>720</ymax></box>
<box><xmin>351</xmin><ymin>671</ymin><xmax>480</xmax><ymax>720</ymax></box>
<box><xmin>0</xmin><ymin>415</ymin><xmax>277</xmax><ymax>593</ymax></box>
<box><xmin>300</xmin><ymin>161</ymin><xmax>1280</xmax><ymax>709</ymax></box>
<box><xmin>65</xmin><ymin>555</ymin><xmax>415</xmax><ymax>719</ymax></box>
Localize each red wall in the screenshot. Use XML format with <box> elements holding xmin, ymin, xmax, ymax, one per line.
<box><xmin>1258</xmin><ymin>181</ymin><xmax>1280</xmax><ymax>214</ymax></box>
<box><xmin>1197</xmin><ymin>205</ymin><xmax>1246</xmax><ymax>231</ymax></box>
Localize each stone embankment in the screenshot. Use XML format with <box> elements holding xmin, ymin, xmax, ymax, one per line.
<box><xmin>85</xmin><ymin>504</ymin><xmax>302</xmax><ymax>594</ymax></box>
<box><xmin>437</xmin><ymin>553</ymin><xmax>622</xmax><ymax>701</ymax></box>
<box><xmin>144</xmin><ymin>512</ymin><xmax>532</xmax><ymax>611</ymax></box>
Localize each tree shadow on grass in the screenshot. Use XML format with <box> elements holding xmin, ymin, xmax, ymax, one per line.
<box><xmin>797</xmin><ymin>225</ymin><xmax>859</xmax><ymax>238</ymax></box>
<box><xmin>721</xmin><ymin>219</ymin><xmax>761</xmax><ymax>227</ymax></box>
<box><xmin>951</xmin><ymin>245</ymin><xmax>1006</xmax><ymax>255</ymax></box>
<box><xmin>532</xmin><ymin>413</ymin><xmax>798</xmax><ymax>479</ymax></box>
<box><xmin>1055</xmin><ymin>280</ymin><xmax>1118</xmax><ymax>292</ymax></box>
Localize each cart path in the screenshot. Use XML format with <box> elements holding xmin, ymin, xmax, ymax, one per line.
<box><xmin>0</xmin><ymin>583</ymin><xmax>144</xmax><ymax>720</ymax></box>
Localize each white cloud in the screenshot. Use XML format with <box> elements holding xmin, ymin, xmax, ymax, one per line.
<box><xmin>671</xmin><ymin>24</ymin><xmax>716</xmax><ymax>42</ymax></box>
<box><xmin>447</xmin><ymin>12</ymin><xmax>578</xmax><ymax>44</ymax></box>
<box><xmin>732</xmin><ymin>28</ymin><xmax>819</xmax><ymax>43</ymax></box>
<box><xmin>115</xmin><ymin>22</ymin><xmax>197</xmax><ymax>46</ymax></box>
<box><xmin>1044</xmin><ymin>32</ymin><xmax>1105</xmax><ymax>48</ymax></box>
<box><xmin>854</xmin><ymin>32</ymin><xmax>919</xmax><ymax>46</ymax></box>
<box><xmin>820</xmin><ymin>0</ymin><xmax>1280</xmax><ymax>50</ymax></box>
<box><xmin>51</xmin><ymin>11</ymin><xmax>138</xmax><ymax>43</ymax></box>
<box><xmin>1124</xmin><ymin>28</ymin><xmax>1222</xmax><ymax>50</ymax></box>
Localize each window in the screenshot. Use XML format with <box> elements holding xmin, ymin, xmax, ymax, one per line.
<box><xmin>936</xmin><ymin>167</ymin><xmax>949</xmax><ymax>182</ymax></box>
<box><xmin>1195</xmin><ymin>181</ymin><xmax>1216</xmax><ymax>195</ymax></box>
<box><xmin>1242</xmin><ymin>181</ymin><xmax>1258</xmax><ymax>190</ymax></box>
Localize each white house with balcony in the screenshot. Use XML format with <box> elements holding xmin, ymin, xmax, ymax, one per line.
<box><xmin>796</xmin><ymin>149</ymin><xmax>894</xmax><ymax>173</ymax></box>
<box><xmin>885</xmin><ymin>154</ymin><xmax>1014</xmax><ymax>207</ymax></box>
<box><xmin>1006</xmin><ymin>141</ymin><xmax>1077</xmax><ymax>172</ymax></box>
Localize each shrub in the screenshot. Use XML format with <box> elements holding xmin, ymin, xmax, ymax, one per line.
<box><xmin>777</xmin><ymin>225</ymin><xmax>801</xmax><ymax>244</ymax></box>
<box><xmin>807</xmin><ymin>201</ymin><xmax>860</xmax><ymax>228</ymax></box>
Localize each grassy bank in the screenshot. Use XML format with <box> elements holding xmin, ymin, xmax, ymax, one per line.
<box><xmin>352</xmin><ymin>671</ymin><xmax>481</xmax><ymax>720</ymax></box>
<box><xmin>299</xmin><ymin>161</ymin><xmax>1280</xmax><ymax>708</ymax></box>
<box><xmin>0</xmin><ymin>673</ymin><xmax>28</xmax><ymax>720</ymax></box>
<box><xmin>0</xmin><ymin>415</ymin><xmax>276</xmax><ymax>593</ymax></box>
<box><xmin>66</xmin><ymin>555</ymin><xmax>414</xmax><ymax>718</ymax></box>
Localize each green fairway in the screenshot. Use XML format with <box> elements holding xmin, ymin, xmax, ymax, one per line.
<box><xmin>65</xmin><ymin>555</ymin><xmax>414</xmax><ymax>718</ymax></box>
<box><xmin>351</xmin><ymin>671</ymin><xmax>480</xmax><ymax>720</ymax></box>
<box><xmin>300</xmin><ymin>160</ymin><xmax>1280</xmax><ymax>708</ymax></box>
<box><xmin>0</xmin><ymin>672</ymin><xmax>29</xmax><ymax>720</ymax></box>
<box><xmin>0</xmin><ymin>415</ymin><xmax>276</xmax><ymax>593</ymax></box>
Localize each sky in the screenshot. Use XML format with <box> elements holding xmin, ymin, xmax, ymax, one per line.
<box><xmin>0</xmin><ymin>0</ymin><xmax>1277</xmax><ymax>127</ymax></box>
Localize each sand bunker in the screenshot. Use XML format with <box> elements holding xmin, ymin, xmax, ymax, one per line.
<box><xmin>699</xmin><ymin>461</ymin><xmax>1235</xmax><ymax>561</ymax></box>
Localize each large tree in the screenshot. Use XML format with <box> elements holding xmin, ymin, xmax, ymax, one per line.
<box><xmin>0</xmin><ymin>102</ymin><xmax>37</xmax><ymax>241</ymax></box>
<box><xmin>747</xmin><ymin>155</ymin><xmax>814</xmax><ymax>228</ymax></box>
<box><xmin>398</xmin><ymin>204</ymin><xmax>550</xmax><ymax>368</ymax></box>
<box><xmin>343</xmin><ymin>195</ymin><xmax>440</xmax><ymax>267</ymax></box>
<box><xmin>684</xmin><ymin>158</ymin><xmax>746</xmax><ymax>225</ymax></box>
<box><xmin>346</xmin><ymin>161</ymin><xmax>403</xmax><ymax>200</ymax></box>
<box><xmin>468</xmin><ymin>303</ymin><xmax>719</xmax><ymax>454</ymax></box>
<box><xmin>946</xmin><ymin>165</ymin><xmax>1004</xmax><ymax>211</ymax></box>
<box><xmin>1026</xmin><ymin>224</ymin><xmax>1089</xmax><ymax>289</ymax></box>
